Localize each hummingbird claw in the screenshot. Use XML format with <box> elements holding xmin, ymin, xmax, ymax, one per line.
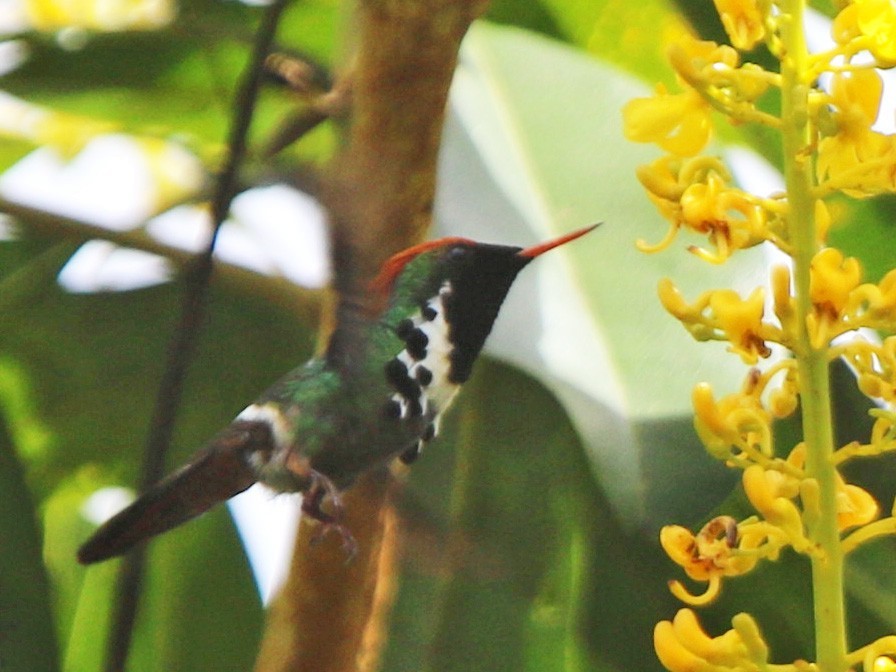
<box><xmin>308</xmin><ymin>522</ymin><xmax>358</xmax><ymax>562</ymax></box>
<box><xmin>302</xmin><ymin>470</ymin><xmax>358</xmax><ymax>561</ymax></box>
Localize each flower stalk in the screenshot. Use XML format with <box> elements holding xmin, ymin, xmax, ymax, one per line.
<box><xmin>623</xmin><ymin>0</ymin><xmax>896</xmax><ymax>670</ymax></box>
<box><xmin>778</xmin><ymin>0</ymin><xmax>849</xmax><ymax>668</ymax></box>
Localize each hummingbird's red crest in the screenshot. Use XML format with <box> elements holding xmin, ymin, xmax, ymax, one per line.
<box><xmin>370</xmin><ymin>236</ymin><xmax>473</xmax><ymax>295</ymax></box>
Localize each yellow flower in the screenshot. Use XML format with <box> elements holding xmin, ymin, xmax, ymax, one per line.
<box><xmin>680</xmin><ymin>172</ymin><xmax>728</xmax><ymax>227</ymax></box>
<box><xmin>692</xmin><ymin>381</ymin><xmax>772</xmax><ymax>459</ymax></box>
<box><xmin>661</xmin><ymin>517</ymin><xmax>748</xmax><ymax>581</ymax></box>
<box><xmin>668</xmin><ymin>37</ymin><xmax>740</xmax><ymax>84</ymax></box>
<box><xmin>855</xmin><ymin>268</ymin><xmax>896</xmax><ymax>327</ymax></box>
<box><xmin>636</xmin><ymin>155</ymin><xmax>767</xmax><ymax>258</ymax></box>
<box><xmin>623</xmin><ymin>84</ymin><xmax>712</xmax><ymax>156</ymax></box>
<box><xmin>832</xmin><ymin>3</ymin><xmax>861</xmax><ymax>45</ymax></box>
<box><xmin>657</xmin><ymin>278</ymin><xmax>692</xmax><ymax>319</ymax></box>
<box><xmin>817</xmin><ymin>129</ymin><xmax>896</xmax><ymax>197</ymax></box>
<box><xmin>742</xmin><ymin>464</ymin><xmax>813</xmax><ymax>551</ymax></box>
<box><xmin>810</xmin><ymin>248</ymin><xmax>862</xmax><ymax>321</ymax></box>
<box><xmin>668</xmin><ymin>35</ymin><xmax>774</xmax><ymax>117</ymax></box>
<box><xmin>831</xmin><ymin>70</ymin><xmax>884</xmax><ymax>130</ymax></box>
<box><xmin>816</xmin><ymin>70</ymin><xmax>894</xmax><ymax>197</ymax></box>
<box><xmin>709</xmin><ymin>288</ymin><xmax>771</xmax><ymax>363</ymax></box>
<box><xmin>855</xmin><ymin>0</ymin><xmax>896</xmax><ymax>65</ymax></box>
<box><xmin>660</xmin><ymin>517</ymin><xmax>760</xmax><ymax>604</ymax></box>
<box><xmin>840</xmin><ymin>338</ymin><xmax>896</xmax><ymax>403</ymax></box>
<box><xmin>875</xmin><ymin>656</ymin><xmax>896</xmax><ymax>672</ymax></box>
<box><xmin>637</xmin><ymin>156</ymin><xmax>687</xmax><ymax>203</ymax></box>
<box><xmin>836</xmin><ymin>476</ymin><xmax>879</xmax><ymax>530</ymax></box>
<box><xmin>654</xmin><ymin>609</ymin><xmax>754</xmax><ymax>672</ymax></box>
<box><xmin>25</xmin><ymin>0</ymin><xmax>175</xmax><ymax>31</ymax></box>
<box><xmin>659</xmin><ymin>282</ymin><xmax>777</xmax><ymax>360</ymax></box>
<box><xmin>678</xmin><ymin>172</ymin><xmax>768</xmax><ymax>262</ymax></box>
<box><xmin>768</xmin><ymin>370</ymin><xmax>799</xmax><ymax>418</ymax></box>
<box><xmin>713</xmin><ymin>0</ymin><xmax>766</xmax><ymax>50</ymax></box>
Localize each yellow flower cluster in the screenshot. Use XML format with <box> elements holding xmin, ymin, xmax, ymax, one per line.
<box><xmin>624</xmin><ymin>35</ymin><xmax>784</xmax><ymax>264</ymax></box>
<box><xmin>661</xmin><ymin>442</ymin><xmax>882</xmax><ymax>605</ymax></box>
<box><xmin>815</xmin><ymin>70</ymin><xmax>896</xmax><ymax>198</ymax></box>
<box><xmin>624</xmin><ymin>0</ymin><xmax>896</xmax><ymax>670</ymax></box>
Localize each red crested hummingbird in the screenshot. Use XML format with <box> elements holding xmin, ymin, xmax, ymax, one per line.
<box><xmin>77</xmin><ymin>224</ymin><xmax>597</xmax><ymax>564</ymax></box>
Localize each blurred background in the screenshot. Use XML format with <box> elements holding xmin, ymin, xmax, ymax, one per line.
<box><xmin>1</xmin><ymin>0</ymin><xmax>895</xmax><ymax>670</ymax></box>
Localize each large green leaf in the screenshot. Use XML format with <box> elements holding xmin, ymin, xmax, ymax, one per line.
<box><xmin>52</xmin><ymin>482</ymin><xmax>263</xmax><ymax>672</ymax></box>
<box><xmin>828</xmin><ymin>194</ymin><xmax>896</xmax><ymax>284</ymax></box>
<box><xmin>437</xmin><ymin>22</ymin><xmax>766</xmax><ymax>531</ymax></box>
<box><xmin>384</xmin><ymin>360</ymin><xmax>690</xmax><ymax>672</ymax></box>
<box><xmin>551</xmin><ymin>0</ymin><xmax>688</xmax><ymax>85</ymax></box>
<box><xmin>484</xmin><ymin>0</ymin><xmax>689</xmax><ymax>86</ymax></box>
<box><xmin>0</xmin><ymin>230</ymin><xmax>318</xmax><ymax>664</ymax></box>
<box><xmin>0</xmin><ymin>387</ymin><xmax>59</xmax><ymax>672</ymax></box>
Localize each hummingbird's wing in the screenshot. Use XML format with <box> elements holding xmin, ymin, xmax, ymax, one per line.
<box><xmin>77</xmin><ymin>420</ymin><xmax>275</xmax><ymax>564</ymax></box>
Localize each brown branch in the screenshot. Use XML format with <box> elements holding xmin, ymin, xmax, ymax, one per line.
<box><xmin>254</xmin><ymin>473</ymin><xmax>401</xmax><ymax>672</ymax></box>
<box><xmin>255</xmin><ymin>1</ymin><xmax>489</xmax><ymax>671</ymax></box>
<box><xmin>0</xmin><ymin>196</ymin><xmax>323</xmax><ymax>321</ymax></box>
<box><xmin>325</xmin><ymin>0</ymin><xmax>489</xmax><ymax>298</ymax></box>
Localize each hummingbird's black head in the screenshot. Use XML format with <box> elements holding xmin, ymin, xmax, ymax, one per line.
<box><xmin>373</xmin><ymin>225</ymin><xmax>597</xmax><ymax>384</ymax></box>
<box><xmin>431</xmin><ymin>241</ymin><xmax>531</xmax><ymax>383</ymax></box>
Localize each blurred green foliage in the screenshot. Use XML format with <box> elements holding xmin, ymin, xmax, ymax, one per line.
<box><xmin>1</xmin><ymin>1</ymin><xmax>894</xmax><ymax>671</ymax></box>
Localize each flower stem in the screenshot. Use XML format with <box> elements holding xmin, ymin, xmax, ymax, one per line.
<box><xmin>778</xmin><ymin>1</ymin><xmax>848</xmax><ymax>670</ymax></box>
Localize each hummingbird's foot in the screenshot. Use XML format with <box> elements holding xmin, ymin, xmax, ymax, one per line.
<box><xmin>302</xmin><ymin>470</ymin><xmax>358</xmax><ymax>561</ymax></box>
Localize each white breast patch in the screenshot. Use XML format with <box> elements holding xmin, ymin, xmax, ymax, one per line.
<box><xmin>388</xmin><ymin>282</ymin><xmax>460</xmax><ymax>441</ymax></box>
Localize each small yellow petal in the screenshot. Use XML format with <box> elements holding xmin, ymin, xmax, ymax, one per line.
<box><xmin>832</xmin><ymin>3</ymin><xmax>861</xmax><ymax>44</ymax></box>
<box><xmin>874</xmin><ymin>656</ymin><xmax>896</xmax><ymax>672</ymax></box>
<box><xmin>709</xmin><ymin>288</ymin><xmax>771</xmax><ymax>363</ymax></box>
<box><xmin>855</xmin><ymin>0</ymin><xmax>896</xmax><ymax>65</ymax></box>
<box><xmin>623</xmin><ymin>86</ymin><xmax>712</xmax><ymax>156</ymax></box>
<box><xmin>836</xmin><ymin>481</ymin><xmax>880</xmax><ymax>530</ymax></box>
<box><xmin>713</xmin><ymin>0</ymin><xmax>766</xmax><ymax>50</ymax></box>
<box><xmin>810</xmin><ymin>248</ymin><xmax>862</xmax><ymax>316</ymax></box>
<box><xmin>831</xmin><ymin>70</ymin><xmax>883</xmax><ymax>127</ymax></box>
<box><xmin>655</xmin><ymin>619</ymin><xmax>709</xmax><ymax>672</ymax></box>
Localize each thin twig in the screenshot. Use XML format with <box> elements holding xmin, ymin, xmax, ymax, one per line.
<box><xmin>103</xmin><ymin>2</ymin><xmax>291</xmax><ymax>670</ymax></box>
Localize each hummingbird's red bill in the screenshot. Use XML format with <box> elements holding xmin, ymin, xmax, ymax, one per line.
<box><xmin>517</xmin><ymin>223</ymin><xmax>601</xmax><ymax>259</ymax></box>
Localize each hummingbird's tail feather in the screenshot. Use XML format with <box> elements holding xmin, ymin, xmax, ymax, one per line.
<box><xmin>77</xmin><ymin>420</ymin><xmax>274</xmax><ymax>564</ymax></box>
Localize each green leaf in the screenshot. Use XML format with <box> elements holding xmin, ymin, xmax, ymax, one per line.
<box><xmin>2</xmin><ymin>31</ymin><xmax>233</xmax><ymax>150</ymax></box>
<box><xmin>828</xmin><ymin>194</ymin><xmax>896</xmax><ymax>284</ymax></box>
<box><xmin>0</xmin><ymin>378</ymin><xmax>59</xmax><ymax>672</ymax></box>
<box><xmin>54</xmin><ymin>486</ymin><xmax>263</xmax><ymax>672</ymax></box>
<box><xmin>40</xmin><ymin>471</ymin><xmax>118</xmax><ymax>672</ymax></box>
<box><xmin>0</xmin><ymin>232</ymin><xmax>319</xmax><ymax>667</ymax></box>
<box><xmin>554</xmin><ymin>0</ymin><xmax>690</xmax><ymax>85</ymax></box>
<box><xmin>385</xmin><ymin>361</ymin><xmax>683</xmax><ymax>672</ymax></box>
<box><xmin>424</xmin><ymin>364</ymin><xmax>588</xmax><ymax>672</ymax></box>
<box><xmin>439</xmin><ymin>22</ymin><xmax>762</xmax><ymax>530</ymax></box>
<box><xmin>133</xmin><ymin>508</ymin><xmax>264</xmax><ymax>672</ymax></box>
<box><xmin>846</xmin><ymin>538</ymin><xmax>896</xmax><ymax>640</ymax></box>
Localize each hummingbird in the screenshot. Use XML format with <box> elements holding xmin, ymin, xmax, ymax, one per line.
<box><xmin>77</xmin><ymin>224</ymin><xmax>597</xmax><ymax>564</ymax></box>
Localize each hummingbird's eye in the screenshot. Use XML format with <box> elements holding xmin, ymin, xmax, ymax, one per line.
<box><xmin>447</xmin><ymin>246</ymin><xmax>469</xmax><ymax>261</ymax></box>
